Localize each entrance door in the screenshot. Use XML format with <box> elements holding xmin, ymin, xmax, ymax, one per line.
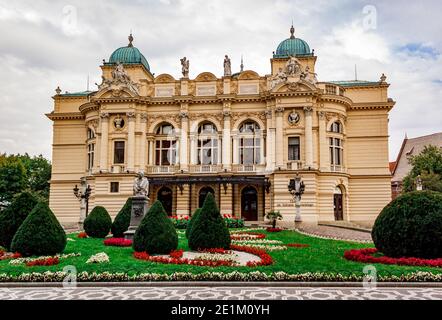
<box><xmin>333</xmin><ymin>193</ymin><xmax>343</xmax><ymax>221</ymax></box>
<box><xmin>241</xmin><ymin>186</ymin><xmax>258</xmax><ymax>221</ymax></box>
<box><xmin>157</xmin><ymin>187</ymin><xmax>173</xmax><ymax>216</ymax></box>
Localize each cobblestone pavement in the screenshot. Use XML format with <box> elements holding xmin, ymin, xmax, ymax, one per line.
<box><xmin>1</xmin><ymin>286</ymin><xmax>441</xmax><ymax>300</ymax></box>
<box><xmin>295</xmin><ymin>225</ymin><xmax>373</xmax><ymax>242</ymax></box>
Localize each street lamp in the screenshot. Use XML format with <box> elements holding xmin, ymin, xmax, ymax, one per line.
<box><xmin>73</xmin><ymin>177</ymin><xmax>92</xmax><ymax>228</ymax></box>
<box><xmin>288</xmin><ymin>173</ymin><xmax>305</xmax><ymax>223</ymax></box>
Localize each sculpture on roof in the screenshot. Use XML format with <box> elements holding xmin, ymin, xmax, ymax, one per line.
<box><xmin>223</xmin><ymin>55</ymin><xmax>232</xmax><ymax>76</ymax></box>
<box><xmin>180</xmin><ymin>57</ymin><xmax>190</xmax><ymax>78</ymax></box>
<box><xmin>97</xmin><ymin>62</ymin><xmax>140</xmax><ymax>95</ymax></box>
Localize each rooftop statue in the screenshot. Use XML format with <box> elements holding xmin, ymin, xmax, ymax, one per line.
<box><xmin>180</xmin><ymin>57</ymin><xmax>190</xmax><ymax>78</ymax></box>
<box><xmin>223</xmin><ymin>55</ymin><xmax>232</xmax><ymax>76</ymax></box>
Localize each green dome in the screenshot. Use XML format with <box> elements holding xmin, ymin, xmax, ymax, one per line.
<box><xmin>109</xmin><ymin>34</ymin><xmax>150</xmax><ymax>71</ymax></box>
<box><xmin>274</xmin><ymin>26</ymin><xmax>312</xmax><ymax>58</ymax></box>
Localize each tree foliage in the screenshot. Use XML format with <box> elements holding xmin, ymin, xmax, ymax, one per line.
<box><xmin>402</xmin><ymin>145</ymin><xmax>442</xmax><ymax>192</ymax></box>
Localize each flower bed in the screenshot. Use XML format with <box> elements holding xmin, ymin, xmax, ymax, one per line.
<box><xmin>26</xmin><ymin>257</ymin><xmax>59</xmax><ymax>267</ymax></box>
<box><xmin>103</xmin><ymin>238</ymin><xmax>132</xmax><ymax>247</ymax></box>
<box><xmin>287</xmin><ymin>243</ymin><xmax>310</xmax><ymax>248</ymax></box>
<box><xmin>344</xmin><ymin>248</ymin><xmax>442</xmax><ymax>268</ymax></box>
<box><xmin>10</xmin><ymin>253</ymin><xmax>81</xmax><ymax>266</ymax></box>
<box><xmin>230</xmin><ymin>232</ymin><xmax>266</xmax><ymax>240</ymax></box>
<box><xmin>230</xmin><ymin>245</ymin><xmax>273</xmax><ymax>267</ymax></box>
<box><xmin>77</xmin><ymin>232</ymin><xmax>88</xmax><ymax>239</ymax></box>
<box><xmin>266</xmin><ymin>227</ymin><xmax>283</xmax><ymax>232</ymax></box>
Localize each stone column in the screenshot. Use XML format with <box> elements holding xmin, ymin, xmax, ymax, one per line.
<box><xmin>99</xmin><ymin>112</ymin><xmax>109</xmax><ymax>172</ymax></box>
<box><xmin>222</xmin><ymin>111</ymin><xmax>232</xmax><ymax>170</ymax></box>
<box><xmin>139</xmin><ymin>113</ymin><xmax>148</xmax><ymax>171</ymax></box>
<box><xmin>127</xmin><ymin>112</ymin><xmax>136</xmax><ymax>172</ymax></box>
<box><xmin>179</xmin><ymin>111</ymin><xmax>189</xmax><ymax>171</ymax></box>
<box><xmin>190</xmin><ymin>133</ymin><xmax>197</xmax><ymax>165</ymax></box>
<box><xmin>265</xmin><ymin>109</ymin><xmax>275</xmax><ymax>172</ymax></box>
<box><xmin>232</xmin><ymin>133</ymin><xmax>239</xmax><ymax>165</ymax></box>
<box><xmin>275</xmin><ymin>106</ymin><xmax>284</xmax><ymax>168</ymax></box>
<box><xmin>318</xmin><ymin>111</ymin><xmax>329</xmax><ymax>171</ymax></box>
<box><xmin>304</xmin><ymin>106</ymin><xmax>314</xmax><ymax>168</ymax></box>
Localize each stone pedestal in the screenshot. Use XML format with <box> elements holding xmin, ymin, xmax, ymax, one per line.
<box><xmin>124</xmin><ymin>196</ymin><xmax>150</xmax><ymax>240</ymax></box>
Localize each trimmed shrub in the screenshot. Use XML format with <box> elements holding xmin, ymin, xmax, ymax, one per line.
<box><xmin>188</xmin><ymin>193</ymin><xmax>231</xmax><ymax>250</ymax></box>
<box><xmin>84</xmin><ymin>206</ymin><xmax>112</xmax><ymax>238</ymax></box>
<box><xmin>11</xmin><ymin>202</ymin><xmax>66</xmax><ymax>257</ymax></box>
<box><xmin>372</xmin><ymin>191</ymin><xmax>442</xmax><ymax>258</ymax></box>
<box><xmin>186</xmin><ymin>208</ymin><xmax>202</xmax><ymax>239</ymax></box>
<box><xmin>133</xmin><ymin>200</ymin><xmax>178</xmax><ymax>254</ymax></box>
<box><xmin>0</xmin><ymin>192</ymin><xmax>39</xmax><ymax>250</ymax></box>
<box><xmin>111</xmin><ymin>198</ymin><xmax>132</xmax><ymax>237</ymax></box>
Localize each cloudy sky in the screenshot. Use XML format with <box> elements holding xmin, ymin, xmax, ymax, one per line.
<box><xmin>0</xmin><ymin>0</ymin><xmax>441</xmax><ymax>161</ymax></box>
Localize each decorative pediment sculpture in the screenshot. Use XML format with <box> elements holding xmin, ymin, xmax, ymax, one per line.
<box><xmin>97</xmin><ymin>62</ymin><xmax>140</xmax><ymax>95</ymax></box>
<box><xmin>268</xmin><ymin>56</ymin><xmax>318</xmax><ymax>91</ymax></box>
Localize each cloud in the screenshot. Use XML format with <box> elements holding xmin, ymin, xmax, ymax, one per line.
<box><xmin>0</xmin><ymin>0</ymin><xmax>441</xmax><ymax>162</ymax></box>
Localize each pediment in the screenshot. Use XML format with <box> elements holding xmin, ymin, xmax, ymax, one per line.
<box><xmin>154</xmin><ymin>73</ymin><xmax>176</xmax><ymax>83</ymax></box>
<box><xmin>195</xmin><ymin>72</ymin><xmax>217</xmax><ymax>82</ymax></box>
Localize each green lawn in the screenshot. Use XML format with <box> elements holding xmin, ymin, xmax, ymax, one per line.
<box><xmin>1</xmin><ymin>229</ymin><xmax>441</xmax><ymax>279</ymax></box>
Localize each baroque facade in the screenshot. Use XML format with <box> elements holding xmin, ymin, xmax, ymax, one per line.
<box><xmin>47</xmin><ymin>27</ymin><xmax>395</xmax><ymax>227</ymax></box>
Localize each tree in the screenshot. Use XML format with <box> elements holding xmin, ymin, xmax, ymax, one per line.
<box><xmin>402</xmin><ymin>145</ymin><xmax>442</xmax><ymax>192</ymax></box>
<box><xmin>0</xmin><ymin>155</ymin><xmax>27</xmax><ymax>204</ymax></box>
<box><xmin>11</xmin><ymin>202</ymin><xmax>67</xmax><ymax>257</ymax></box>
<box><xmin>111</xmin><ymin>198</ymin><xmax>132</xmax><ymax>237</ymax></box>
<box><xmin>265</xmin><ymin>210</ymin><xmax>283</xmax><ymax>228</ymax></box>
<box><xmin>84</xmin><ymin>206</ymin><xmax>112</xmax><ymax>238</ymax></box>
<box><xmin>0</xmin><ymin>192</ymin><xmax>39</xmax><ymax>250</ymax></box>
<box><xmin>188</xmin><ymin>193</ymin><xmax>231</xmax><ymax>250</ymax></box>
<box><xmin>133</xmin><ymin>200</ymin><xmax>178</xmax><ymax>254</ymax></box>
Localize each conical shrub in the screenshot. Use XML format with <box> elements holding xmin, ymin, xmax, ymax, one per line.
<box><xmin>0</xmin><ymin>192</ymin><xmax>39</xmax><ymax>250</ymax></box>
<box><xmin>11</xmin><ymin>202</ymin><xmax>66</xmax><ymax>256</ymax></box>
<box><xmin>84</xmin><ymin>206</ymin><xmax>112</xmax><ymax>238</ymax></box>
<box><xmin>111</xmin><ymin>198</ymin><xmax>132</xmax><ymax>237</ymax></box>
<box><xmin>186</xmin><ymin>208</ymin><xmax>201</xmax><ymax>239</ymax></box>
<box><xmin>133</xmin><ymin>200</ymin><xmax>178</xmax><ymax>254</ymax></box>
<box><xmin>188</xmin><ymin>193</ymin><xmax>231</xmax><ymax>250</ymax></box>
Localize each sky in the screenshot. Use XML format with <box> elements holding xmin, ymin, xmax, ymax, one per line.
<box><xmin>0</xmin><ymin>0</ymin><xmax>441</xmax><ymax>161</ymax></box>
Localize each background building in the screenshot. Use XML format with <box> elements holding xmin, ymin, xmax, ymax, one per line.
<box><xmin>391</xmin><ymin>132</ymin><xmax>442</xmax><ymax>199</ymax></box>
<box><xmin>47</xmin><ymin>27</ymin><xmax>395</xmax><ymax>227</ymax></box>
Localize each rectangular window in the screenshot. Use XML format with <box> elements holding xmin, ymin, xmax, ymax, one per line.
<box><xmin>288</xmin><ymin>137</ymin><xmax>300</xmax><ymax>161</ymax></box>
<box><xmin>110</xmin><ymin>182</ymin><xmax>119</xmax><ymax>193</ymax></box>
<box><xmin>114</xmin><ymin>141</ymin><xmax>125</xmax><ymax>164</ymax></box>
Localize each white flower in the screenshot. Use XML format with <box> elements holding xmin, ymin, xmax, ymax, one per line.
<box><xmin>86</xmin><ymin>252</ymin><xmax>109</xmax><ymax>264</ymax></box>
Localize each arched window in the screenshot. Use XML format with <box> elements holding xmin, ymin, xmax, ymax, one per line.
<box><xmin>330</xmin><ymin>121</ymin><xmax>342</xmax><ymax>133</ymax></box>
<box><xmin>86</xmin><ymin>128</ymin><xmax>95</xmax><ymax>172</ymax></box>
<box><xmin>197</xmin><ymin>122</ymin><xmax>219</xmax><ymax>165</ymax></box>
<box><xmin>238</xmin><ymin>121</ymin><xmax>261</xmax><ymax>165</ymax></box>
<box><xmin>155</xmin><ymin>123</ymin><xmax>177</xmax><ymax>165</ymax></box>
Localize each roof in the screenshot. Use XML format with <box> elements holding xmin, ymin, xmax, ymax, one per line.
<box><xmin>58</xmin><ymin>91</ymin><xmax>96</xmax><ymax>97</ymax></box>
<box><xmin>391</xmin><ymin>132</ymin><xmax>442</xmax><ymax>182</ymax></box>
<box><xmin>328</xmin><ymin>80</ymin><xmax>381</xmax><ymax>87</ymax></box>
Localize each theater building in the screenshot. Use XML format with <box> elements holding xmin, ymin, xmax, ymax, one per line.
<box><xmin>47</xmin><ymin>27</ymin><xmax>395</xmax><ymax>227</ymax></box>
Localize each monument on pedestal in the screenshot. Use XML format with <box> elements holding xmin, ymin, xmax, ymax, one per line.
<box><xmin>124</xmin><ymin>171</ymin><xmax>150</xmax><ymax>240</ymax></box>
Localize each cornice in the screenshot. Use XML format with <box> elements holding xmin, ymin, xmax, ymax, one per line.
<box><xmin>46</xmin><ymin>112</ymin><xmax>85</xmax><ymax>121</ymax></box>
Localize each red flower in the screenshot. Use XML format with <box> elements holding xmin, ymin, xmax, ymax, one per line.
<box><xmin>26</xmin><ymin>257</ymin><xmax>59</xmax><ymax>267</ymax></box>
<box><xmin>169</xmin><ymin>249</ymin><xmax>184</xmax><ymax>259</ymax></box>
<box><xmin>286</xmin><ymin>243</ymin><xmax>309</xmax><ymax>248</ymax></box>
<box><xmin>343</xmin><ymin>248</ymin><xmax>442</xmax><ymax>268</ymax></box>
<box><xmin>103</xmin><ymin>238</ymin><xmax>132</xmax><ymax>247</ymax></box>
<box><xmin>78</xmin><ymin>232</ymin><xmax>87</xmax><ymax>239</ymax></box>
<box><xmin>266</xmin><ymin>227</ymin><xmax>283</xmax><ymax>232</ymax></box>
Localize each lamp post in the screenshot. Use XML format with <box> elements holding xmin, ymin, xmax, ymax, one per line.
<box><xmin>288</xmin><ymin>173</ymin><xmax>305</xmax><ymax>224</ymax></box>
<box><xmin>73</xmin><ymin>177</ymin><xmax>92</xmax><ymax>229</ymax></box>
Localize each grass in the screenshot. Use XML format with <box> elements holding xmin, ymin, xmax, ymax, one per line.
<box><xmin>1</xmin><ymin>229</ymin><xmax>442</xmax><ymax>278</ymax></box>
